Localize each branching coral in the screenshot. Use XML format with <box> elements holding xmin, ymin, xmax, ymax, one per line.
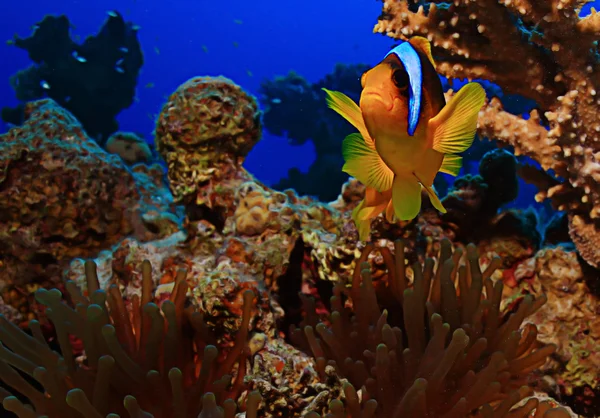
<box><xmin>293</xmin><ymin>239</ymin><xmax>569</xmax><ymax>417</ymax></box>
<box><xmin>0</xmin><ymin>259</ymin><xmax>261</xmax><ymax>417</ymax></box>
<box><xmin>373</xmin><ymin>0</ymin><xmax>600</xmax><ymax>267</ymax></box>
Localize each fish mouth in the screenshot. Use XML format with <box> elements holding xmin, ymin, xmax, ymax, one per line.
<box><xmin>362</xmin><ymin>91</ymin><xmax>381</xmax><ymax>98</ymax></box>
<box><xmin>361</xmin><ymin>90</ymin><xmax>393</xmax><ymax>111</ymax></box>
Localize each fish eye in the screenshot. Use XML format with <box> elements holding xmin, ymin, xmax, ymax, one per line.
<box><xmin>392</xmin><ymin>69</ymin><xmax>409</xmax><ymax>89</ymax></box>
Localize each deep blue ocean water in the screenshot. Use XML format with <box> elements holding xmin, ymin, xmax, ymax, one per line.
<box><xmin>2</xmin><ymin>0</ymin><xmax>599</xmax><ymax>214</ymax></box>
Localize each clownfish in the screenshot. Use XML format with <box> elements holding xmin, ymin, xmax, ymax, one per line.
<box><xmin>323</xmin><ymin>36</ymin><xmax>485</xmax><ymax>240</ymax></box>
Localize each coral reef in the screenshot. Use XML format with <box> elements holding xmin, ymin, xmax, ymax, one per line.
<box><xmin>2</xmin><ymin>12</ymin><xmax>143</xmax><ymax>143</ymax></box>
<box><xmin>373</xmin><ymin>0</ymin><xmax>600</xmax><ymax>268</ymax></box>
<box><xmin>502</xmin><ymin>246</ymin><xmax>600</xmax><ymax>417</ymax></box>
<box><xmin>0</xmin><ymin>259</ymin><xmax>262</xmax><ymax>417</ymax></box>
<box><xmin>155</xmin><ymin>76</ymin><xmax>261</xmax><ymax>206</ymax></box>
<box><xmin>105</xmin><ymin>132</ymin><xmax>153</xmax><ymax>165</ymax></box>
<box><xmin>0</xmin><ymin>99</ymin><xmax>180</xmax><ymax>300</ymax></box>
<box><xmin>0</xmin><ymin>70</ymin><xmax>597</xmax><ymax>416</ymax></box>
<box><xmin>441</xmin><ymin>148</ymin><xmax>541</xmax><ymax>252</ymax></box>
<box><xmin>294</xmin><ymin>239</ymin><xmax>569</xmax><ymax>417</ymax></box>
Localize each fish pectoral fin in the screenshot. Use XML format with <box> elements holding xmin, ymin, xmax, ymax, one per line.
<box><xmin>414</xmin><ymin>173</ymin><xmax>447</xmax><ymax>214</ymax></box>
<box><xmin>391</xmin><ymin>175</ymin><xmax>422</xmax><ymax>221</ymax></box>
<box><xmin>408</xmin><ymin>36</ymin><xmax>436</xmax><ymax>67</ymax></box>
<box><xmin>428</xmin><ymin>82</ymin><xmax>486</xmax><ymax>155</ymax></box>
<box><xmin>322</xmin><ymin>88</ymin><xmax>374</xmax><ymax>148</ymax></box>
<box><xmin>342</xmin><ymin>133</ymin><xmax>394</xmax><ymax>192</ymax></box>
<box><xmin>439</xmin><ymin>154</ymin><xmax>463</xmax><ymax>176</ymax></box>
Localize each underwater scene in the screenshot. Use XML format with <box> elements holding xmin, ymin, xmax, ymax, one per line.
<box><xmin>1</xmin><ymin>0</ymin><xmax>600</xmax><ymax>417</ymax></box>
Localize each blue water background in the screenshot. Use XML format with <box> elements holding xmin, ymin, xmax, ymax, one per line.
<box><xmin>1</xmin><ymin>0</ymin><xmax>599</xmax><ymax>213</ymax></box>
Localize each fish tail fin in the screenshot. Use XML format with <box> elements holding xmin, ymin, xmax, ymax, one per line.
<box><xmin>391</xmin><ymin>175</ymin><xmax>422</xmax><ymax>221</ymax></box>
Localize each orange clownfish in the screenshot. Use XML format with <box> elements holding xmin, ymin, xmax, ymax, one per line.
<box><xmin>323</xmin><ymin>36</ymin><xmax>485</xmax><ymax>240</ymax></box>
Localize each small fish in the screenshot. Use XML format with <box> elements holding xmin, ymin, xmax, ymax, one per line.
<box><xmin>6</xmin><ymin>39</ymin><xmax>14</xmax><ymax>46</ymax></box>
<box><xmin>232</xmin><ymin>41</ymin><xmax>239</xmax><ymax>48</ymax></box>
<box><xmin>201</xmin><ymin>45</ymin><xmax>209</xmax><ymax>53</ymax></box>
<box><xmin>145</xmin><ymin>82</ymin><xmax>155</xmax><ymax>88</ymax></box>
<box><xmin>107</xmin><ymin>10</ymin><xmax>118</xmax><ymax>17</ymax></box>
<box><xmin>72</xmin><ymin>51</ymin><xmax>87</xmax><ymax>63</ymax></box>
<box><xmin>234</xmin><ymin>19</ymin><xmax>243</xmax><ymax>24</ymax></box>
<box><xmin>116</xmin><ymin>58</ymin><xmax>124</xmax><ymax>66</ymax></box>
<box><xmin>115</xmin><ymin>66</ymin><xmax>125</xmax><ymax>74</ymax></box>
<box><xmin>40</xmin><ymin>80</ymin><xmax>50</xmax><ymax>89</ymax></box>
<box><xmin>154</xmin><ymin>46</ymin><xmax>160</xmax><ymax>55</ymax></box>
<box><xmin>246</xmin><ymin>70</ymin><xmax>253</xmax><ymax>77</ymax></box>
<box><xmin>271</xmin><ymin>98</ymin><xmax>282</xmax><ymax>104</ymax></box>
<box><xmin>323</xmin><ymin>36</ymin><xmax>485</xmax><ymax>240</ymax></box>
<box><xmin>132</xmin><ymin>25</ymin><xmax>141</xmax><ymax>31</ymax></box>
<box><xmin>119</xmin><ymin>46</ymin><xmax>129</xmax><ymax>53</ymax></box>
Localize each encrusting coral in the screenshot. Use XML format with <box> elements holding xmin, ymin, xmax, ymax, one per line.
<box><xmin>155</xmin><ymin>76</ymin><xmax>261</xmax><ymax>205</ymax></box>
<box><xmin>0</xmin><ymin>99</ymin><xmax>180</xmax><ymax>294</ymax></box>
<box><xmin>105</xmin><ymin>132</ymin><xmax>153</xmax><ymax>165</ymax></box>
<box><xmin>0</xmin><ymin>259</ymin><xmax>262</xmax><ymax>417</ymax></box>
<box><xmin>373</xmin><ymin>0</ymin><xmax>600</xmax><ymax>268</ymax></box>
<box><xmin>293</xmin><ymin>239</ymin><xmax>571</xmax><ymax>417</ymax></box>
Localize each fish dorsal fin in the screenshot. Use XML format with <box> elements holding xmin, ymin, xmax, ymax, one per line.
<box><xmin>409</xmin><ymin>36</ymin><xmax>436</xmax><ymax>67</ymax></box>
<box><xmin>428</xmin><ymin>82</ymin><xmax>486</xmax><ymax>155</ymax></box>
<box><xmin>342</xmin><ymin>133</ymin><xmax>394</xmax><ymax>192</ymax></box>
<box><xmin>439</xmin><ymin>154</ymin><xmax>462</xmax><ymax>176</ymax></box>
<box><xmin>322</xmin><ymin>88</ymin><xmax>374</xmax><ymax>149</ymax></box>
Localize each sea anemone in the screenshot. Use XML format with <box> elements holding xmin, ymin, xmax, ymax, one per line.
<box><xmin>0</xmin><ymin>259</ymin><xmax>261</xmax><ymax>417</ymax></box>
<box><xmin>293</xmin><ymin>239</ymin><xmax>570</xmax><ymax>418</ymax></box>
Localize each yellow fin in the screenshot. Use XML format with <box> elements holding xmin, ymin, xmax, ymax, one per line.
<box><xmin>322</xmin><ymin>88</ymin><xmax>374</xmax><ymax>148</ymax></box>
<box><xmin>414</xmin><ymin>173</ymin><xmax>446</xmax><ymax>213</ymax></box>
<box><xmin>342</xmin><ymin>133</ymin><xmax>394</xmax><ymax>192</ymax></box>
<box><xmin>428</xmin><ymin>82</ymin><xmax>486</xmax><ymax>155</ymax></box>
<box><xmin>439</xmin><ymin>154</ymin><xmax>462</xmax><ymax>176</ymax></box>
<box><xmin>391</xmin><ymin>175</ymin><xmax>422</xmax><ymax>221</ymax></box>
<box><xmin>353</xmin><ymin>190</ymin><xmax>388</xmax><ymax>221</ymax></box>
<box><xmin>409</xmin><ymin>36</ymin><xmax>436</xmax><ymax>67</ymax></box>
<box><xmin>352</xmin><ymin>200</ymin><xmax>376</xmax><ymax>241</ymax></box>
<box><xmin>385</xmin><ymin>200</ymin><xmax>395</xmax><ymax>223</ymax></box>
<box><xmin>426</xmin><ymin>186</ymin><xmax>446</xmax><ymax>213</ymax></box>
<box><xmin>354</xmin><ymin>217</ymin><xmax>372</xmax><ymax>241</ymax></box>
